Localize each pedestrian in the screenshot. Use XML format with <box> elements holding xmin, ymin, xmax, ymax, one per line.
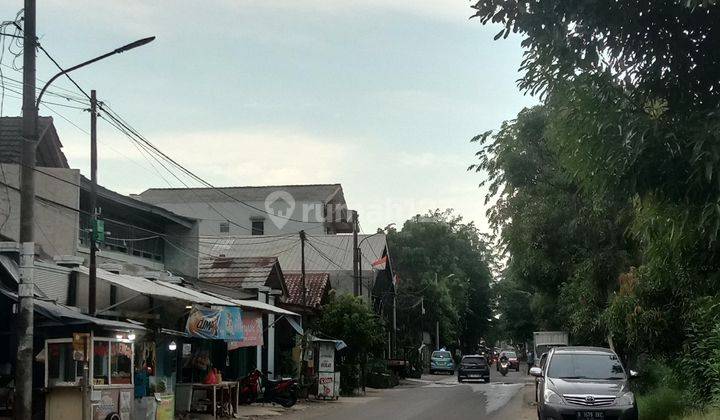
<box><xmin>527</xmin><ymin>350</ymin><xmax>535</xmax><ymax>374</ymax></box>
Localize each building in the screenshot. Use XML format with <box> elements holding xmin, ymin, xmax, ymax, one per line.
<box><xmin>134</xmin><ymin>184</ymin><xmax>354</xmax><ymax>236</ymax></box>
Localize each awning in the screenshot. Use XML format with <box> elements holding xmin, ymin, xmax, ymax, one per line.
<box><xmin>0</xmin><ymin>286</ymin><xmax>144</xmax><ymax>331</ymax></box>
<box><xmin>75</xmin><ymin>266</ymin><xmax>232</xmax><ymax>306</ymax></box>
<box><xmin>201</xmin><ymin>291</ymin><xmax>299</xmax><ymax>317</ymax></box>
<box><xmin>308</xmin><ymin>334</ymin><xmax>347</xmax><ymax>351</ymax></box>
<box><xmin>76</xmin><ymin>266</ymin><xmax>300</xmax><ymax>317</ymax></box>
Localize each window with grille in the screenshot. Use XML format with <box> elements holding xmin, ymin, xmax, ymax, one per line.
<box><xmin>251</xmin><ymin>220</ymin><xmax>264</xmax><ymax>236</ymax></box>
<box><xmin>219</xmin><ymin>221</ymin><xmax>230</xmax><ymax>233</ymax></box>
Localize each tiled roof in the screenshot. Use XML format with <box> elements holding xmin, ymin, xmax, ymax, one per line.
<box><xmin>199</xmin><ymin>256</ymin><xmax>285</xmax><ymax>293</ymax></box>
<box><xmin>284</xmin><ymin>272</ymin><xmax>330</xmax><ymax>308</ymax></box>
<box><xmin>0</xmin><ymin>116</ymin><xmax>69</xmax><ymax>168</ymax></box>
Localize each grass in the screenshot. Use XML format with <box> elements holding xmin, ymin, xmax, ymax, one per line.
<box><xmin>637</xmin><ymin>386</ymin><xmax>686</xmax><ymax>420</ymax></box>
<box><xmin>672</xmin><ymin>408</ymin><xmax>720</xmax><ymax>420</ymax></box>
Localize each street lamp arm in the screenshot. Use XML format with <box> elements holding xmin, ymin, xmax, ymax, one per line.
<box><xmin>35</xmin><ymin>36</ymin><xmax>155</xmax><ymax>108</ymax></box>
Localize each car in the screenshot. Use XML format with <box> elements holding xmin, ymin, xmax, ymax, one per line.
<box><xmin>429</xmin><ymin>350</ymin><xmax>455</xmax><ymax>374</ymax></box>
<box><xmin>457</xmin><ymin>355</ymin><xmax>490</xmax><ymax>383</ymax></box>
<box><xmin>531</xmin><ymin>346</ymin><xmax>639</xmax><ymax>420</ymax></box>
<box><xmin>496</xmin><ymin>350</ymin><xmax>520</xmax><ymax>372</ymax></box>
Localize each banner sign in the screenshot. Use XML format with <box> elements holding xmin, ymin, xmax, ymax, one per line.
<box><xmin>227</xmin><ymin>312</ymin><xmax>263</xmax><ymax>350</ymax></box>
<box><xmin>185</xmin><ymin>305</ymin><xmax>244</xmax><ymax>340</ymax></box>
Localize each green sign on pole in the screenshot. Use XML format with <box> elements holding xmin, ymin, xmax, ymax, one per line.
<box><xmin>94</xmin><ymin>219</ymin><xmax>105</xmax><ymax>243</ymax></box>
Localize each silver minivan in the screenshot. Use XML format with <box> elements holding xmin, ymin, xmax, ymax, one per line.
<box><xmin>531</xmin><ymin>346</ymin><xmax>638</xmax><ymax>420</ymax></box>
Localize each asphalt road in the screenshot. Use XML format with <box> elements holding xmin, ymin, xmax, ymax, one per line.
<box><xmin>274</xmin><ymin>364</ymin><xmax>537</xmax><ymax>420</ymax></box>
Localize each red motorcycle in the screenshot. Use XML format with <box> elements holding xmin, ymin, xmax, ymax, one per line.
<box><xmin>239</xmin><ymin>370</ymin><xmax>299</xmax><ymax>408</ymax></box>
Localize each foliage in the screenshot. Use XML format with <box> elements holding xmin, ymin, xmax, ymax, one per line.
<box><xmin>313</xmin><ymin>294</ymin><xmax>386</xmax><ymax>363</ymax></box>
<box><xmin>387</xmin><ymin>209</ymin><xmax>493</xmax><ymax>352</ymax></box>
<box><xmin>637</xmin><ymin>387</ymin><xmax>686</xmax><ymax>420</ymax></box>
<box><xmin>470</xmin><ymin>0</ymin><xmax>720</xmax><ymax>408</ymax></box>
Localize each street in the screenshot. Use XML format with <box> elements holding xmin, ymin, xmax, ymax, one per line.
<box><xmin>267</xmin><ymin>364</ymin><xmax>536</xmax><ymax>420</ymax></box>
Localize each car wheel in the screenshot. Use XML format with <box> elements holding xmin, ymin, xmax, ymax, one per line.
<box><xmin>430</xmin><ymin>370</ymin><xmax>434</xmax><ymax>375</ymax></box>
<box><xmin>458</xmin><ymin>377</ymin><xmax>463</xmax><ymax>383</ymax></box>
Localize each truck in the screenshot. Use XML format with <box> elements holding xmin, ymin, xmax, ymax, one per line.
<box><xmin>532</xmin><ymin>331</ymin><xmax>569</xmax><ymax>364</ymax></box>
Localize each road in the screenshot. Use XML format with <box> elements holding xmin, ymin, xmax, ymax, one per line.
<box><xmin>271</xmin><ymin>363</ymin><xmax>537</xmax><ymax>420</ymax></box>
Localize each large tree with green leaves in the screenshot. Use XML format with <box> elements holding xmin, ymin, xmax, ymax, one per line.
<box><xmin>471</xmin><ymin>0</ymin><xmax>720</xmax><ymax>405</ymax></box>
<box><xmin>388</xmin><ymin>210</ymin><xmax>493</xmax><ymax>353</ymax></box>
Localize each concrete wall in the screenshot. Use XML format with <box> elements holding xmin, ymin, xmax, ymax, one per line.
<box><xmin>0</xmin><ymin>164</ymin><xmax>80</xmax><ymax>257</ymax></box>
<box><xmin>141</xmin><ymin>200</ymin><xmax>328</xmax><ymax>237</ymax></box>
<box><xmin>164</xmin><ymin>222</ymin><xmax>200</xmax><ymax>279</ymax></box>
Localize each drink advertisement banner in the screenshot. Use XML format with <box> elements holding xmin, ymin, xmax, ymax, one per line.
<box><xmin>185</xmin><ymin>305</ymin><xmax>244</xmax><ymax>340</ymax></box>
<box><xmin>227</xmin><ymin>311</ymin><xmax>263</xmax><ymax>350</ymax></box>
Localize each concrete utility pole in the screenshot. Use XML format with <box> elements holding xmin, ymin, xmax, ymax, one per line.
<box><xmin>16</xmin><ymin>1</ymin><xmax>37</xmax><ymax>418</ymax></box>
<box><xmin>352</xmin><ymin>211</ymin><xmax>359</xmax><ymax>296</ymax></box>
<box><xmin>89</xmin><ymin>90</ymin><xmax>98</xmax><ymax>315</ymax></box>
<box><xmin>299</xmin><ymin>230</ymin><xmax>306</xmax><ymax>307</ymax></box>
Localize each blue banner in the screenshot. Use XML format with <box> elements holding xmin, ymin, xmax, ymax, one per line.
<box><xmin>185</xmin><ymin>305</ymin><xmax>244</xmax><ymax>340</ymax></box>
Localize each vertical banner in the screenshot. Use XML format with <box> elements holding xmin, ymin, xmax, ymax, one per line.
<box><xmin>185</xmin><ymin>305</ymin><xmax>244</xmax><ymax>340</ymax></box>
<box><xmin>227</xmin><ymin>311</ymin><xmax>264</xmax><ymax>350</ymax></box>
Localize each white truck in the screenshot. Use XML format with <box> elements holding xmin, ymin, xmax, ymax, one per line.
<box><xmin>532</xmin><ymin>331</ymin><xmax>569</xmax><ymax>365</ymax></box>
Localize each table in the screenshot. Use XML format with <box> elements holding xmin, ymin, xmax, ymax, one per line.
<box><xmin>190</xmin><ymin>381</ymin><xmax>239</xmax><ymax>419</ymax></box>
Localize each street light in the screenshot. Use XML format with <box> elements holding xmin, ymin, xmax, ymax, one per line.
<box><xmin>36</xmin><ymin>36</ymin><xmax>155</xmax><ymax>107</ymax></box>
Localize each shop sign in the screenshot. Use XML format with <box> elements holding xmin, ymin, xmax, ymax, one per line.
<box><xmin>185</xmin><ymin>305</ymin><xmax>244</xmax><ymax>340</ymax></box>
<box><xmin>318</xmin><ymin>343</ymin><xmax>334</xmax><ymax>372</ymax></box>
<box><xmin>227</xmin><ymin>312</ymin><xmax>263</xmax><ymax>350</ymax></box>
<box><xmin>318</xmin><ymin>372</ymin><xmax>335</xmax><ymax>398</ymax></box>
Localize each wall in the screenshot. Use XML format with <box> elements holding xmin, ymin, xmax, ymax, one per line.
<box><xmin>164</xmin><ymin>221</ymin><xmax>199</xmax><ymax>279</ymax></box>
<box><xmin>140</xmin><ymin>200</ymin><xmax>328</xmax><ymax>237</ymax></box>
<box><xmin>0</xmin><ymin>164</ymin><xmax>80</xmax><ymax>257</ymax></box>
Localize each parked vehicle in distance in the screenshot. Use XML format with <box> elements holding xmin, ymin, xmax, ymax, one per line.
<box><xmin>531</xmin><ymin>346</ymin><xmax>638</xmax><ymax>420</ymax></box>
<box><xmin>496</xmin><ymin>350</ymin><xmax>519</xmax><ymax>371</ymax></box>
<box><xmin>533</xmin><ymin>331</ymin><xmax>569</xmax><ymax>366</ymax></box>
<box><xmin>457</xmin><ymin>355</ymin><xmax>490</xmax><ymax>383</ymax></box>
<box><xmin>430</xmin><ymin>350</ymin><xmax>455</xmax><ymax>374</ymax></box>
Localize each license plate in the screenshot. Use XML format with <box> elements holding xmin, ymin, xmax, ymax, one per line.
<box><xmin>576</xmin><ymin>412</ymin><xmax>604</xmax><ymax>419</ymax></box>
<box><xmin>469</xmin><ymin>374</ymin><xmax>480</xmax><ymax>378</ymax></box>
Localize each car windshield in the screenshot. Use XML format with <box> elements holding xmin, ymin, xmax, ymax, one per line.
<box><xmin>547</xmin><ymin>353</ymin><xmax>626</xmax><ymax>380</ymax></box>
<box><xmin>504</xmin><ymin>352</ymin><xmax>516</xmax><ymax>358</ymax></box>
<box><xmin>462</xmin><ymin>357</ymin><xmax>486</xmax><ymax>365</ymax></box>
<box><xmin>432</xmin><ymin>351</ymin><xmax>451</xmax><ymax>359</ymax></box>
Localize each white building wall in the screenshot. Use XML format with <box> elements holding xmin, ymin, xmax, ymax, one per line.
<box><xmin>150</xmin><ymin>200</ymin><xmax>328</xmax><ymax>237</ymax></box>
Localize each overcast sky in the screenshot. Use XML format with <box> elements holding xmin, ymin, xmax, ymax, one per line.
<box><xmin>0</xmin><ymin>1</ymin><xmax>535</xmax><ymax>234</ymax></box>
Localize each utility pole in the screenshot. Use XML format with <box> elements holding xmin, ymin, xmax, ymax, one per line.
<box><xmin>435</xmin><ymin>273</ymin><xmax>439</xmax><ymax>350</ymax></box>
<box><xmin>16</xmin><ymin>1</ymin><xmax>37</xmax><ymax>418</ymax></box>
<box><xmin>89</xmin><ymin>90</ymin><xmax>98</xmax><ymax>315</ymax></box>
<box><xmin>299</xmin><ymin>230</ymin><xmax>306</xmax><ymax>307</ymax></box>
<box><xmin>352</xmin><ymin>211</ymin><xmax>359</xmax><ymax>297</ymax></box>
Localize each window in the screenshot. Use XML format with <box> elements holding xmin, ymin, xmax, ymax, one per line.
<box><xmin>47</xmin><ymin>341</ymin><xmax>82</xmax><ymax>387</ymax></box>
<box><xmin>92</xmin><ymin>338</ymin><xmax>134</xmax><ymax>386</ymax></box>
<box><xmin>251</xmin><ymin>220</ymin><xmax>264</xmax><ymax>236</ymax></box>
<box><xmin>432</xmin><ymin>351</ymin><xmax>451</xmax><ymax>359</ymax></box>
<box><xmin>93</xmin><ymin>340</ymin><xmax>110</xmax><ymax>385</ymax></box>
<box><xmin>461</xmin><ymin>356</ymin><xmax>486</xmax><ymax>365</ymax></box>
<box><xmin>219</xmin><ymin>221</ymin><xmax>230</xmax><ymax>233</ymax></box>
<box><xmin>547</xmin><ymin>353</ymin><xmax>625</xmax><ymax>380</ymax></box>
<box><xmin>111</xmin><ymin>342</ymin><xmax>133</xmax><ymax>384</ymax></box>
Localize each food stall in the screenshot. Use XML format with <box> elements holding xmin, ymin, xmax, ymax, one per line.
<box><xmin>44</xmin><ymin>331</ymin><xmax>139</xmax><ymax>420</ymax></box>
<box><xmin>307</xmin><ymin>335</ymin><xmax>346</xmax><ymax>400</ymax></box>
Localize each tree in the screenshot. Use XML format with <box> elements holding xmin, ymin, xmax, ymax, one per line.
<box><xmin>387</xmin><ymin>210</ymin><xmax>493</xmax><ymax>352</ymax></box>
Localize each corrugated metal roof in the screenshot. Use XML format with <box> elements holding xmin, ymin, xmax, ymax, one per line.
<box><xmin>0</xmin><ymin>286</ymin><xmax>144</xmax><ymax>330</ymax></box>
<box><xmin>137</xmin><ymin>184</ymin><xmax>345</xmax><ymax>204</ymax></box>
<box><xmin>284</xmin><ymin>272</ymin><xmax>329</xmax><ymax>308</ymax></box>
<box><xmin>200</xmin><ymin>234</ymin><xmax>388</xmax><ymax>273</ymax></box>
<box><xmin>75</xmin><ymin>266</ymin><xmax>232</xmax><ymax>305</ymax></box>
<box><xmin>198</xmin><ymin>256</ymin><xmax>285</xmax><ymax>293</ymax></box>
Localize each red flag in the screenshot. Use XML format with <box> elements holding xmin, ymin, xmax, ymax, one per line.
<box><xmin>371</xmin><ymin>256</ymin><xmax>387</xmax><ymax>270</ymax></box>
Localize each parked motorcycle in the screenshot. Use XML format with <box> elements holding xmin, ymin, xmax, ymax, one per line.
<box><xmin>499</xmin><ymin>360</ymin><xmax>509</xmax><ymax>376</ymax></box>
<box><xmin>239</xmin><ymin>370</ymin><xmax>299</xmax><ymax>407</ymax></box>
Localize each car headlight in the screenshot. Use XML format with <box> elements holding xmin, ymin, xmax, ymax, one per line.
<box><xmin>615</xmin><ymin>392</ymin><xmax>634</xmax><ymax>406</ymax></box>
<box><xmin>544</xmin><ymin>389</ymin><xmax>564</xmax><ymax>405</ymax></box>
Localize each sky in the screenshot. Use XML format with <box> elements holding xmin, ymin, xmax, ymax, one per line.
<box><xmin>0</xmin><ymin>0</ymin><xmax>535</xmax><ymax>234</ymax></box>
